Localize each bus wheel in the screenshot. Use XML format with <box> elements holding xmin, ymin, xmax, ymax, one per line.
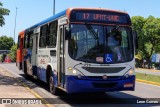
<box><xmin>49</xmin><ymin>76</ymin><xmax>58</xmax><ymax>95</ymax></box>
<box><xmin>24</xmin><ymin>61</ymin><xmax>29</xmax><ymax>79</ymax></box>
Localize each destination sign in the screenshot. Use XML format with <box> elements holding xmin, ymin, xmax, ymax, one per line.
<box><xmin>78</xmin><ymin>13</ymin><xmax>120</xmax><ymax>22</ymax></box>
<box><xmin>70</xmin><ymin>10</ymin><xmax>131</xmax><ymax>25</ymax></box>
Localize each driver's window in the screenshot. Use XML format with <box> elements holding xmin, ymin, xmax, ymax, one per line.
<box><xmin>107</xmin><ymin>27</ymin><xmax>121</xmax><ymax>47</ymax></box>
<box><xmin>121</xmin><ymin>30</ymin><xmax>128</xmax><ymax>47</ymax></box>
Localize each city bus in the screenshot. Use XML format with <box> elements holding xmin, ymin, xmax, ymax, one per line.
<box><xmin>16</xmin><ymin>31</ymin><xmax>24</xmax><ymax>70</ymax></box>
<box><xmin>19</xmin><ymin>8</ymin><xmax>137</xmax><ymax>95</ymax></box>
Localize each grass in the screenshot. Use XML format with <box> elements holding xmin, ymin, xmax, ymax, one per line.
<box><xmin>136</xmin><ymin>72</ymin><xmax>160</xmax><ymax>83</ymax></box>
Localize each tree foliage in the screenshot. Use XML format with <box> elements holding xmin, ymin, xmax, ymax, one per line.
<box><xmin>132</xmin><ymin>16</ymin><xmax>160</xmax><ymax>68</ymax></box>
<box><xmin>131</xmin><ymin>16</ymin><xmax>145</xmax><ymax>52</ymax></box>
<box><xmin>0</xmin><ymin>36</ymin><xmax>14</xmax><ymax>50</ymax></box>
<box><xmin>0</xmin><ymin>2</ymin><xmax>10</xmax><ymax>27</ymax></box>
<box><xmin>9</xmin><ymin>44</ymin><xmax>17</xmax><ymax>62</ymax></box>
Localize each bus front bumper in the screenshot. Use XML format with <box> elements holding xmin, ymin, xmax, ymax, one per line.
<box><xmin>66</xmin><ymin>75</ymin><xmax>135</xmax><ymax>94</ymax></box>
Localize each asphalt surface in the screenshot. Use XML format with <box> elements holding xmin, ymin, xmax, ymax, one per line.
<box><xmin>0</xmin><ymin>63</ymin><xmax>160</xmax><ymax>107</ymax></box>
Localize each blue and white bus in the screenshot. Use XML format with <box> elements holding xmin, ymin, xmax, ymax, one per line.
<box><xmin>20</xmin><ymin>8</ymin><xmax>137</xmax><ymax>94</ymax></box>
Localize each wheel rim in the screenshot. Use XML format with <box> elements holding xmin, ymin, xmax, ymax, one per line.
<box><xmin>49</xmin><ymin>76</ymin><xmax>54</xmax><ymax>93</ymax></box>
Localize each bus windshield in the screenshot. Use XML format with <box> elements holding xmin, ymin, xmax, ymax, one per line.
<box><xmin>69</xmin><ymin>24</ymin><xmax>134</xmax><ymax>64</ymax></box>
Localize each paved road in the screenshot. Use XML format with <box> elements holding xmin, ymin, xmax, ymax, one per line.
<box><xmin>136</xmin><ymin>68</ymin><xmax>160</xmax><ymax>76</ymax></box>
<box><xmin>0</xmin><ymin>63</ymin><xmax>160</xmax><ymax>107</ymax></box>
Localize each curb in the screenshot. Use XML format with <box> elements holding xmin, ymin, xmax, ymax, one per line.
<box><xmin>136</xmin><ymin>79</ymin><xmax>160</xmax><ymax>86</ymax></box>
<box><xmin>0</xmin><ymin>66</ymin><xmax>53</xmax><ymax>107</ymax></box>
<box><xmin>16</xmin><ymin>79</ymin><xmax>52</xmax><ymax>107</ymax></box>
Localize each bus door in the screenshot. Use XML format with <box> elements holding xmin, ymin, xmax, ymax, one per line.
<box><xmin>31</xmin><ymin>34</ymin><xmax>38</xmax><ymax>76</ymax></box>
<box><xmin>58</xmin><ymin>26</ymin><xmax>66</xmax><ymax>88</ymax></box>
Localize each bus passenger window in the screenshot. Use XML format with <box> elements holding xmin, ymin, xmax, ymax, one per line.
<box><xmin>29</xmin><ymin>32</ymin><xmax>33</xmax><ymax>49</ymax></box>
<box><xmin>24</xmin><ymin>34</ymin><xmax>28</xmax><ymax>48</ymax></box>
<box><xmin>39</xmin><ymin>25</ymin><xmax>48</xmax><ymax>48</ymax></box>
<box><xmin>48</xmin><ymin>21</ymin><xmax>57</xmax><ymax>47</ymax></box>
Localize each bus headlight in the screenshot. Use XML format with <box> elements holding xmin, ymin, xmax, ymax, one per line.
<box><xmin>124</xmin><ymin>69</ymin><xmax>134</xmax><ymax>78</ymax></box>
<box><xmin>69</xmin><ymin>68</ymin><xmax>82</xmax><ymax>75</ymax></box>
<box><xmin>73</xmin><ymin>69</ymin><xmax>77</xmax><ymax>74</ymax></box>
<box><xmin>129</xmin><ymin>69</ymin><xmax>134</xmax><ymax>75</ymax></box>
<box><xmin>68</xmin><ymin>67</ymin><xmax>77</xmax><ymax>74</ymax></box>
<box><xmin>70</xmin><ymin>68</ymin><xmax>86</xmax><ymax>79</ymax></box>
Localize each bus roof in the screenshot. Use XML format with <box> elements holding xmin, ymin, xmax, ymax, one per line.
<box><xmin>22</xmin><ymin>8</ymin><xmax>129</xmax><ymax>33</ymax></box>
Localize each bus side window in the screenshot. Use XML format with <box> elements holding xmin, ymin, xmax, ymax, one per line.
<box><xmin>47</xmin><ymin>21</ymin><xmax>58</xmax><ymax>47</ymax></box>
<box><xmin>29</xmin><ymin>32</ymin><xmax>33</xmax><ymax>49</ymax></box>
<box><xmin>24</xmin><ymin>34</ymin><xmax>28</xmax><ymax>48</ymax></box>
<box><xmin>39</xmin><ymin>24</ymin><xmax>48</xmax><ymax>48</ymax></box>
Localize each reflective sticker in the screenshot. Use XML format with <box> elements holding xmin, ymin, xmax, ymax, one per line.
<box><xmin>105</xmin><ymin>54</ymin><xmax>113</xmax><ymax>63</ymax></box>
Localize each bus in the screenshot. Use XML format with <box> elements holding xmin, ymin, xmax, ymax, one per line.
<box><xmin>16</xmin><ymin>31</ymin><xmax>24</xmax><ymax>70</ymax></box>
<box><xmin>19</xmin><ymin>8</ymin><xmax>137</xmax><ymax>95</ymax></box>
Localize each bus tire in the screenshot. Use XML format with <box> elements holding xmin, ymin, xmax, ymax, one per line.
<box><xmin>24</xmin><ymin>61</ymin><xmax>29</xmax><ymax>79</ymax></box>
<box><xmin>49</xmin><ymin>75</ymin><xmax>59</xmax><ymax>95</ymax></box>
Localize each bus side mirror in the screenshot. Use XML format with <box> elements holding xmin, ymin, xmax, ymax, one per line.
<box><xmin>133</xmin><ymin>31</ymin><xmax>138</xmax><ymax>49</ymax></box>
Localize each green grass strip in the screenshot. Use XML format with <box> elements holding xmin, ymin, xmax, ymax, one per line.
<box><xmin>136</xmin><ymin>72</ymin><xmax>160</xmax><ymax>83</ymax></box>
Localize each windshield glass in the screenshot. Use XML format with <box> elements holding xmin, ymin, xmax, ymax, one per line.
<box><xmin>69</xmin><ymin>24</ymin><xmax>134</xmax><ymax>64</ymax></box>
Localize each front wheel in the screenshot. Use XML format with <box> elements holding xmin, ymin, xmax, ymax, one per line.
<box><xmin>23</xmin><ymin>61</ymin><xmax>30</xmax><ymax>79</ymax></box>
<box><xmin>49</xmin><ymin>76</ymin><xmax>59</xmax><ymax>95</ymax></box>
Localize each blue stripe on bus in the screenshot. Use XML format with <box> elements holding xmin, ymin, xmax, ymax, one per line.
<box><xmin>65</xmin><ymin>75</ymin><xmax>135</xmax><ymax>94</ymax></box>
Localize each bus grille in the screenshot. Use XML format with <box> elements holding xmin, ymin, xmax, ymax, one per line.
<box><xmin>87</xmin><ymin>76</ymin><xmax>120</xmax><ymax>80</ymax></box>
<box><xmin>92</xmin><ymin>82</ymin><xmax>117</xmax><ymax>88</ymax></box>
<box><xmin>82</xmin><ymin>67</ymin><xmax>126</xmax><ymax>73</ymax></box>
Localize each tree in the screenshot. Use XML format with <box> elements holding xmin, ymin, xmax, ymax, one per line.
<box><xmin>0</xmin><ymin>36</ymin><xmax>14</xmax><ymax>50</ymax></box>
<box><xmin>131</xmin><ymin>16</ymin><xmax>145</xmax><ymax>67</ymax></box>
<box><xmin>9</xmin><ymin>44</ymin><xmax>17</xmax><ymax>62</ymax></box>
<box><xmin>142</xmin><ymin>16</ymin><xmax>160</xmax><ymax>68</ymax></box>
<box><xmin>0</xmin><ymin>2</ymin><xmax>10</xmax><ymax>27</ymax></box>
<box><xmin>132</xmin><ymin>16</ymin><xmax>160</xmax><ymax>68</ymax></box>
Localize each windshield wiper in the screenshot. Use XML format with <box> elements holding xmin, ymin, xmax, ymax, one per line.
<box><xmin>85</xmin><ymin>23</ymin><xmax>99</xmax><ymax>40</ymax></box>
<box><xmin>106</xmin><ymin>24</ymin><xmax>120</xmax><ymax>37</ymax></box>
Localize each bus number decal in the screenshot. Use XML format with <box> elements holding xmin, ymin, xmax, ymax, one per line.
<box><xmin>83</xmin><ymin>13</ymin><xmax>90</xmax><ymax>19</ymax></box>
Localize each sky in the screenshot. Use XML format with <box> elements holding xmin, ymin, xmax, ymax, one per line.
<box><xmin>0</xmin><ymin>0</ymin><xmax>160</xmax><ymax>42</ymax></box>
